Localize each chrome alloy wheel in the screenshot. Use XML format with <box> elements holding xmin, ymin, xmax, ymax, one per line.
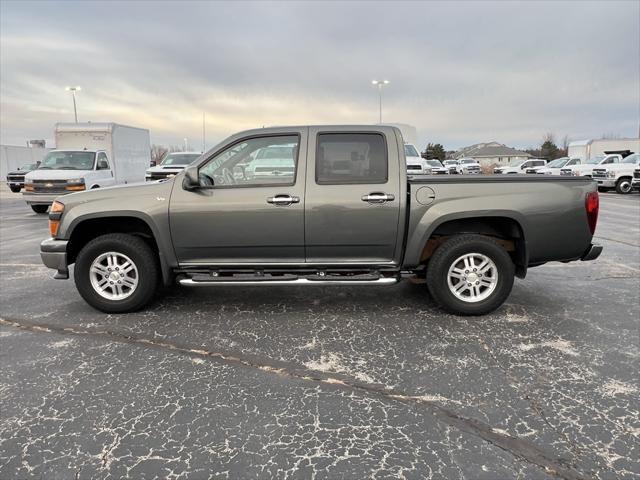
<box><xmin>89</xmin><ymin>251</ymin><xmax>139</xmax><ymax>300</ymax></box>
<box><xmin>446</xmin><ymin>253</ymin><xmax>498</xmax><ymax>303</ymax></box>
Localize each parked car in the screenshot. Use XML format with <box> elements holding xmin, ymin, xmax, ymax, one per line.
<box><xmin>243</xmin><ymin>145</ymin><xmax>297</xmax><ymax>181</ymax></box>
<box><xmin>456</xmin><ymin>158</ymin><xmax>481</xmax><ymax>174</ymax></box>
<box><xmin>531</xmin><ymin>157</ymin><xmax>579</xmax><ymax>175</ymax></box>
<box><xmin>443</xmin><ymin>160</ymin><xmax>459</xmax><ymax>174</ymax></box>
<box><xmin>146</xmin><ymin>152</ymin><xmax>202</xmax><ymax>181</ymax></box>
<box><xmin>40</xmin><ymin>125</ymin><xmax>602</xmax><ymax>316</ymax></box>
<box><xmin>560</xmin><ymin>153</ymin><xmax>622</xmax><ymax>177</ymax></box>
<box><xmin>425</xmin><ymin>159</ymin><xmax>449</xmax><ymax>174</ymax></box>
<box><xmin>23</xmin><ymin>123</ymin><xmax>150</xmax><ymax>213</ymax></box>
<box><xmin>495</xmin><ymin>158</ymin><xmax>547</xmax><ymax>174</ymax></box>
<box><xmin>592</xmin><ymin>153</ymin><xmax>640</xmax><ymax>194</ymax></box>
<box><xmin>6</xmin><ymin>162</ymin><xmax>40</xmax><ymax>193</ymax></box>
<box><xmin>404</xmin><ymin>144</ymin><xmax>431</xmax><ymax>175</ymax></box>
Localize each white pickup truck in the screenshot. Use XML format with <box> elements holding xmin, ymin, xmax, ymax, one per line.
<box><xmin>532</xmin><ymin>157</ymin><xmax>580</xmax><ymax>175</ymax></box>
<box><xmin>560</xmin><ymin>154</ymin><xmax>622</xmax><ymax>178</ymax></box>
<box><xmin>495</xmin><ymin>158</ymin><xmax>547</xmax><ymax>174</ymax></box>
<box><xmin>404</xmin><ymin>144</ymin><xmax>430</xmax><ymax>175</ymax></box>
<box><xmin>592</xmin><ymin>153</ymin><xmax>640</xmax><ymax>194</ymax></box>
<box><xmin>456</xmin><ymin>158</ymin><xmax>481</xmax><ymax>174</ymax></box>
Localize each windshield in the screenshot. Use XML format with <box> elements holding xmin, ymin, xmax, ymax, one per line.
<box><xmin>20</xmin><ymin>163</ymin><xmax>38</xmax><ymax>170</ymax></box>
<box><xmin>404</xmin><ymin>145</ymin><xmax>419</xmax><ymax>157</ymax></box>
<box><xmin>586</xmin><ymin>155</ymin><xmax>606</xmax><ymax>165</ymax></box>
<box><xmin>547</xmin><ymin>157</ymin><xmax>568</xmax><ymax>168</ymax></box>
<box><xmin>426</xmin><ymin>160</ymin><xmax>443</xmax><ymax>167</ymax></box>
<box><xmin>622</xmin><ymin>154</ymin><xmax>640</xmax><ymax>164</ymax></box>
<box><xmin>161</xmin><ymin>153</ymin><xmax>201</xmax><ymax>166</ymax></box>
<box><xmin>510</xmin><ymin>159</ymin><xmax>527</xmax><ymax>167</ymax></box>
<box><xmin>38</xmin><ymin>151</ymin><xmax>95</xmax><ymax>170</ymax></box>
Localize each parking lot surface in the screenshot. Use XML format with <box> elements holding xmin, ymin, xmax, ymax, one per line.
<box><xmin>1</xmin><ymin>186</ymin><xmax>638</xmax><ymax>480</ymax></box>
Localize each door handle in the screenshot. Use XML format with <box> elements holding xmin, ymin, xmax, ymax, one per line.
<box><xmin>267</xmin><ymin>194</ymin><xmax>300</xmax><ymax>206</ymax></box>
<box><xmin>361</xmin><ymin>192</ymin><xmax>395</xmax><ymax>204</ymax></box>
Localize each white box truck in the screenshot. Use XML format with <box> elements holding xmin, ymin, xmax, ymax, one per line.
<box><xmin>568</xmin><ymin>138</ymin><xmax>640</xmax><ymax>161</ymax></box>
<box><xmin>23</xmin><ymin>123</ymin><xmax>150</xmax><ymax>213</ymax></box>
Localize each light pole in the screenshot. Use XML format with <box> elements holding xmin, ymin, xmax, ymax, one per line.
<box><xmin>65</xmin><ymin>86</ymin><xmax>81</xmax><ymax>122</ymax></box>
<box><xmin>371</xmin><ymin>79</ymin><xmax>389</xmax><ymax>123</ymax></box>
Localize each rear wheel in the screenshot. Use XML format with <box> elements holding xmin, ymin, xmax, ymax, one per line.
<box><xmin>9</xmin><ymin>185</ymin><xmax>21</xmax><ymax>193</ymax></box>
<box><xmin>426</xmin><ymin>234</ymin><xmax>515</xmax><ymax>315</ymax></box>
<box><xmin>31</xmin><ymin>204</ymin><xmax>48</xmax><ymax>213</ymax></box>
<box><xmin>74</xmin><ymin>233</ymin><xmax>159</xmax><ymax>313</ymax></box>
<box><xmin>615</xmin><ymin>178</ymin><xmax>632</xmax><ymax>194</ymax></box>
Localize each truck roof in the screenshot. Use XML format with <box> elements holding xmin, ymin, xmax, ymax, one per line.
<box><xmin>55</xmin><ymin>122</ymin><xmax>149</xmax><ymax>133</ymax></box>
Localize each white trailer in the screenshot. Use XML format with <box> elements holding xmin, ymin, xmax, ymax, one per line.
<box><xmin>568</xmin><ymin>138</ymin><xmax>640</xmax><ymax>161</ymax></box>
<box><xmin>23</xmin><ymin>123</ymin><xmax>150</xmax><ymax>213</ymax></box>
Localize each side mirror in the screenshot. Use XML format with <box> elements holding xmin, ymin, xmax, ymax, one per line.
<box><xmin>183</xmin><ymin>165</ymin><xmax>200</xmax><ymax>190</ymax></box>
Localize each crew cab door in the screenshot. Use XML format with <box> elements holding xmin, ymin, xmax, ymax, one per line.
<box><xmin>169</xmin><ymin>130</ymin><xmax>307</xmax><ymax>264</ymax></box>
<box><xmin>304</xmin><ymin>127</ymin><xmax>403</xmax><ymax>264</ymax></box>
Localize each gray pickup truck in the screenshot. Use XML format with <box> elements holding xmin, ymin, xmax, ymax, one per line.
<box><xmin>40</xmin><ymin>125</ymin><xmax>602</xmax><ymax>315</ymax></box>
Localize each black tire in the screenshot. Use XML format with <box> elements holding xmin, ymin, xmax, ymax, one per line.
<box><xmin>9</xmin><ymin>185</ymin><xmax>21</xmax><ymax>193</ymax></box>
<box><xmin>31</xmin><ymin>204</ymin><xmax>48</xmax><ymax>213</ymax></box>
<box><xmin>615</xmin><ymin>178</ymin><xmax>632</xmax><ymax>195</ymax></box>
<box><xmin>426</xmin><ymin>234</ymin><xmax>515</xmax><ymax>316</ymax></box>
<box><xmin>597</xmin><ymin>187</ymin><xmax>610</xmax><ymax>193</ymax></box>
<box><xmin>74</xmin><ymin>233</ymin><xmax>159</xmax><ymax>313</ymax></box>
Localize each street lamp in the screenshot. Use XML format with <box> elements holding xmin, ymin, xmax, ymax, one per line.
<box><xmin>65</xmin><ymin>86</ymin><xmax>81</xmax><ymax>123</ymax></box>
<box><xmin>371</xmin><ymin>79</ymin><xmax>390</xmax><ymax>123</ymax></box>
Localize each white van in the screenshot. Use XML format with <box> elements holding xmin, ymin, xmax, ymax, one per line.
<box><xmin>23</xmin><ymin>123</ymin><xmax>150</xmax><ymax>213</ymax></box>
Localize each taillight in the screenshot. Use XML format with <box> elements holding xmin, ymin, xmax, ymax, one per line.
<box><xmin>585</xmin><ymin>191</ymin><xmax>599</xmax><ymax>235</ymax></box>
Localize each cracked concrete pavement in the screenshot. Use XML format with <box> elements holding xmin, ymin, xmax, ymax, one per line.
<box><xmin>1</xmin><ymin>186</ymin><xmax>638</xmax><ymax>479</ymax></box>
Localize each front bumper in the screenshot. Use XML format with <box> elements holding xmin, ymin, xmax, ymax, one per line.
<box><xmin>631</xmin><ymin>179</ymin><xmax>640</xmax><ymax>188</ymax></box>
<box><xmin>594</xmin><ymin>178</ymin><xmax>615</xmax><ymax>188</ymax></box>
<box><xmin>22</xmin><ymin>192</ymin><xmax>64</xmax><ymax>205</ymax></box>
<box><xmin>581</xmin><ymin>244</ymin><xmax>603</xmax><ymax>262</ymax></box>
<box><xmin>40</xmin><ymin>238</ymin><xmax>69</xmax><ymax>279</ymax></box>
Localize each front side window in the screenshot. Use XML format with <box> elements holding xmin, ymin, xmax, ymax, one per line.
<box><xmin>96</xmin><ymin>152</ymin><xmax>110</xmax><ymax>170</ymax></box>
<box><xmin>199</xmin><ymin>135</ymin><xmax>299</xmax><ymax>187</ymax></box>
<box><xmin>316</xmin><ymin>133</ymin><xmax>387</xmax><ymax>184</ymax></box>
<box><xmin>404</xmin><ymin>144</ymin><xmax>419</xmax><ymax>157</ymax></box>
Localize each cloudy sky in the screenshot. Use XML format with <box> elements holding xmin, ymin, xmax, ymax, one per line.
<box><xmin>1</xmin><ymin>0</ymin><xmax>638</xmax><ymax>151</ymax></box>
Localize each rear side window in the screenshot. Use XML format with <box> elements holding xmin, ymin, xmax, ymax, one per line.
<box><xmin>316</xmin><ymin>133</ymin><xmax>387</xmax><ymax>184</ymax></box>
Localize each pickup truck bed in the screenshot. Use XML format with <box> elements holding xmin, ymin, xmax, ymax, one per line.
<box><xmin>39</xmin><ymin>125</ymin><xmax>602</xmax><ymax>315</ymax></box>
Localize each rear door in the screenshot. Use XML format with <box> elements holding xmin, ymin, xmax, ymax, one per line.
<box><xmin>304</xmin><ymin>127</ymin><xmax>403</xmax><ymax>265</ymax></box>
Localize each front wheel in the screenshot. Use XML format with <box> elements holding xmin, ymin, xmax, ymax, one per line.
<box><xmin>9</xmin><ymin>185</ymin><xmax>21</xmax><ymax>193</ymax></box>
<box><xmin>426</xmin><ymin>234</ymin><xmax>515</xmax><ymax>315</ymax></box>
<box><xmin>615</xmin><ymin>178</ymin><xmax>632</xmax><ymax>194</ymax></box>
<box><xmin>31</xmin><ymin>204</ymin><xmax>48</xmax><ymax>213</ymax></box>
<box><xmin>74</xmin><ymin>233</ymin><xmax>159</xmax><ymax>313</ymax></box>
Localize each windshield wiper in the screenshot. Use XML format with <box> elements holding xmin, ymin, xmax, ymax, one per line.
<box><xmin>38</xmin><ymin>166</ymin><xmax>52</xmax><ymax>169</ymax></box>
<box><xmin>58</xmin><ymin>166</ymin><xmax>80</xmax><ymax>170</ymax></box>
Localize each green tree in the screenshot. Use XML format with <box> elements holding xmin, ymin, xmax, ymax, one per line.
<box><xmin>540</xmin><ymin>133</ymin><xmax>560</xmax><ymax>159</ymax></box>
<box><xmin>422</xmin><ymin>143</ymin><xmax>446</xmax><ymax>161</ymax></box>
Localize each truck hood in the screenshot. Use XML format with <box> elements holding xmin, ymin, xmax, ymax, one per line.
<box><xmin>25</xmin><ymin>169</ymin><xmax>92</xmax><ymax>181</ymax></box>
<box><xmin>147</xmin><ymin>165</ymin><xmax>187</xmax><ymax>174</ymax></box>
<box><xmin>405</xmin><ymin>156</ymin><xmax>425</xmax><ymax>165</ymax></box>
<box><xmin>58</xmin><ymin>178</ymin><xmax>174</xmax><ymax>208</ymax></box>
<box><xmin>595</xmin><ymin>163</ymin><xmax>638</xmax><ymax>172</ymax></box>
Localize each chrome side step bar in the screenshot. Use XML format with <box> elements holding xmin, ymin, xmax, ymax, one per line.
<box><xmin>179</xmin><ymin>277</ymin><xmax>399</xmax><ymax>287</ymax></box>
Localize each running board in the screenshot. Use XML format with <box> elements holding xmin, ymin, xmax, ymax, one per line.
<box><xmin>179</xmin><ymin>275</ymin><xmax>399</xmax><ymax>287</ymax></box>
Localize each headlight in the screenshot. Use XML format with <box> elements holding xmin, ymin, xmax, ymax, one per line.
<box><xmin>66</xmin><ymin>178</ymin><xmax>85</xmax><ymax>185</ymax></box>
<box><xmin>25</xmin><ymin>178</ymin><xmax>34</xmax><ymax>185</ymax></box>
<box><xmin>572</xmin><ymin>171</ymin><xmax>581</xmax><ymax>176</ymax></box>
<box><xmin>607</xmin><ymin>171</ymin><xmax>616</xmax><ymax>178</ymax></box>
<box><xmin>65</xmin><ymin>178</ymin><xmax>85</xmax><ymax>191</ymax></box>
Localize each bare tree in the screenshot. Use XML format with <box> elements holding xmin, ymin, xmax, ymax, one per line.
<box><xmin>542</xmin><ymin>132</ymin><xmax>555</xmax><ymax>144</ymax></box>
<box><xmin>150</xmin><ymin>144</ymin><xmax>169</xmax><ymax>166</ymax></box>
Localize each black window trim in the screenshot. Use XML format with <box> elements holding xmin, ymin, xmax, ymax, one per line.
<box><xmin>199</xmin><ymin>133</ymin><xmax>301</xmax><ymax>189</ymax></box>
<box><xmin>315</xmin><ymin>131</ymin><xmax>389</xmax><ymax>185</ymax></box>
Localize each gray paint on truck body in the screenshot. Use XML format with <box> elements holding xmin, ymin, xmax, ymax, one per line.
<box><xmin>50</xmin><ymin>125</ymin><xmax>597</xmax><ymax>280</ymax></box>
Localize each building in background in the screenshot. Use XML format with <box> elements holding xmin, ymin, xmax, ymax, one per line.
<box><xmin>1</xmin><ymin>142</ymin><xmax>52</xmax><ymax>179</ymax></box>
<box><xmin>454</xmin><ymin>142</ymin><xmax>531</xmax><ymax>167</ymax></box>
<box><xmin>568</xmin><ymin>138</ymin><xmax>640</xmax><ymax>161</ymax></box>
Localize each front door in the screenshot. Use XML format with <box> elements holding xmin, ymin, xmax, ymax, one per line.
<box><xmin>95</xmin><ymin>151</ymin><xmax>116</xmax><ymax>187</ymax></box>
<box><xmin>169</xmin><ymin>130</ymin><xmax>307</xmax><ymax>264</ymax></box>
<box><xmin>304</xmin><ymin>127</ymin><xmax>402</xmax><ymax>264</ymax></box>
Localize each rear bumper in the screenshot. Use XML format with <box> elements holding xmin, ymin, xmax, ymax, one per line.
<box><xmin>40</xmin><ymin>238</ymin><xmax>69</xmax><ymax>279</ymax></box>
<box><xmin>581</xmin><ymin>244</ymin><xmax>603</xmax><ymax>262</ymax></box>
<box><xmin>23</xmin><ymin>193</ymin><xmax>64</xmax><ymax>205</ymax></box>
